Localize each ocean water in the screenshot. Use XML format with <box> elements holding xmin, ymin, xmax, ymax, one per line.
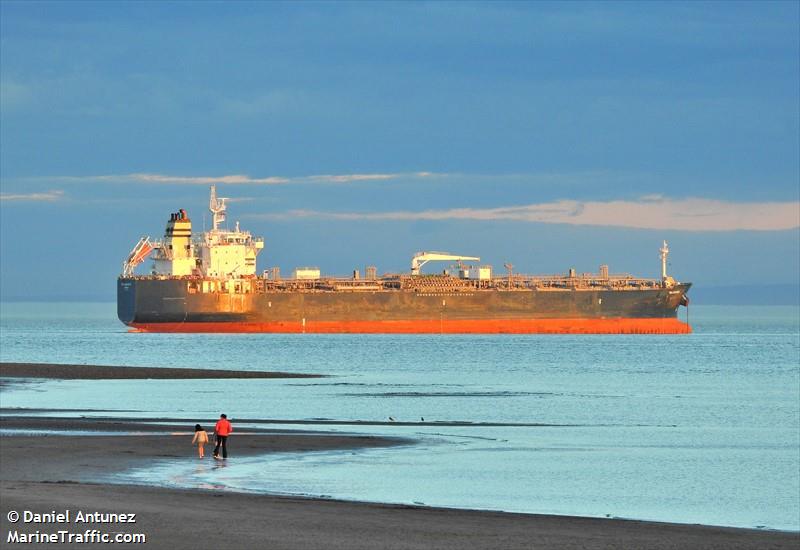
<box><xmin>1</xmin><ymin>303</ymin><xmax>798</xmax><ymax>530</ymax></box>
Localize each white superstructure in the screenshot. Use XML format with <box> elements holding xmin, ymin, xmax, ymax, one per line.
<box><xmin>196</xmin><ymin>219</ymin><xmax>264</xmax><ymax>278</ymax></box>
<box><xmin>123</xmin><ymin>186</ymin><xmax>263</xmax><ymax>278</ymax></box>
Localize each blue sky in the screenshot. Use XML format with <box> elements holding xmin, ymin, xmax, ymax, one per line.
<box><xmin>1</xmin><ymin>1</ymin><xmax>798</xmax><ymax>301</ymax></box>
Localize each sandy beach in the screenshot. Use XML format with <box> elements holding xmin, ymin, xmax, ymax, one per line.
<box><xmin>1</xmin><ymin>364</ymin><xmax>798</xmax><ymax>549</ymax></box>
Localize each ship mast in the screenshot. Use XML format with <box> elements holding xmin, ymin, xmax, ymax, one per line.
<box><xmin>209</xmin><ymin>185</ymin><xmax>227</xmax><ymax>231</ymax></box>
<box><xmin>659</xmin><ymin>240</ymin><xmax>669</xmax><ymax>280</ymax></box>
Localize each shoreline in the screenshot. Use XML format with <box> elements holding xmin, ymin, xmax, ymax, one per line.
<box><xmin>0</xmin><ymin>416</ymin><xmax>797</xmax><ymax>548</ymax></box>
<box><xmin>2</xmin><ymin>365</ymin><xmax>798</xmax><ymax>548</ymax></box>
<box><xmin>0</xmin><ymin>412</ymin><xmax>596</xmax><ymax>428</ymax></box>
<box><xmin>0</xmin><ymin>420</ymin><xmax>412</xmax><ymax>484</ymax></box>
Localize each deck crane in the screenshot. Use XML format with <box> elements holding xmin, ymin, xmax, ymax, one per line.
<box><xmin>411</xmin><ymin>251</ymin><xmax>480</xmax><ymax>276</ymax></box>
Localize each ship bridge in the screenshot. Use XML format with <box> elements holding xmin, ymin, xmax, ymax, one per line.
<box><xmin>121</xmin><ymin>185</ymin><xmax>263</xmax><ymax>278</ymax></box>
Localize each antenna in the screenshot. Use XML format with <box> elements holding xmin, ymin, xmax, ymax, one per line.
<box><xmin>209</xmin><ymin>185</ymin><xmax>227</xmax><ymax>231</ymax></box>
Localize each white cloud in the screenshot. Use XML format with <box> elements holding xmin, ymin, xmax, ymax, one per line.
<box><xmin>125</xmin><ymin>173</ymin><xmax>290</xmax><ymax>185</ymax></box>
<box><xmin>37</xmin><ymin>172</ymin><xmax>440</xmax><ymax>185</ymax></box>
<box><xmin>307</xmin><ymin>173</ymin><xmax>396</xmax><ymax>183</ymax></box>
<box><xmin>257</xmin><ymin>197</ymin><xmax>800</xmax><ymax>232</ymax></box>
<box><xmin>0</xmin><ymin>190</ymin><xmax>65</xmax><ymax>202</ymax></box>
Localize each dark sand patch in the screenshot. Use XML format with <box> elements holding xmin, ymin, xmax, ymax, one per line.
<box><xmin>0</xmin><ymin>362</ymin><xmax>322</xmax><ymax>379</ymax></box>
<box><xmin>3</xmin><ymin>480</ymin><xmax>796</xmax><ymax>550</ymax></box>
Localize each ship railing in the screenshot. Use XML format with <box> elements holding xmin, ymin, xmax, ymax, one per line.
<box><xmin>121</xmin><ymin>273</ymin><xmax>666</xmax><ymax>294</ymax></box>
<box><xmin>263</xmin><ymin>277</ymin><xmax>398</xmax><ymax>292</ymax></box>
<box><xmin>494</xmin><ymin>273</ymin><xmax>662</xmax><ymax>290</ymax></box>
<box><xmin>301</xmin><ymin>274</ymin><xmax>665</xmax><ymax>291</ymax></box>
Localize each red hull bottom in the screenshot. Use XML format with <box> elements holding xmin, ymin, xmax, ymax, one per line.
<box><xmin>130</xmin><ymin>318</ymin><xmax>691</xmax><ymax>334</ymax></box>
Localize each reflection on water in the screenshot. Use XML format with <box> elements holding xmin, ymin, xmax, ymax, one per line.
<box><xmin>1</xmin><ymin>304</ymin><xmax>798</xmax><ymax>530</ymax></box>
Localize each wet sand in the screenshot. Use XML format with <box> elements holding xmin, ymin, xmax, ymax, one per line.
<box><xmin>0</xmin><ymin>419</ymin><xmax>410</xmax><ymax>483</ymax></box>
<box><xmin>1</xmin><ymin>364</ymin><xmax>797</xmax><ymax>549</ymax></box>
<box><xmin>0</xmin><ymin>362</ymin><xmax>322</xmax><ymax>380</ymax></box>
<box><xmin>5</xmin><ymin>479</ymin><xmax>796</xmax><ymax>550</ymax></box>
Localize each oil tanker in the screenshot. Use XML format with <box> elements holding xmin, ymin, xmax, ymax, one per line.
<box><xmin>117</xmin><ymin>186</ymin><xmax>691</xmax><ymax>334</ymax></box>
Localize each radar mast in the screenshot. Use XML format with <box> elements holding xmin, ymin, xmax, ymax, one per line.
<box><xmin>209</xmin><ymin>185</ymin><xmax>227</xmax><ymax>231</ymax></box>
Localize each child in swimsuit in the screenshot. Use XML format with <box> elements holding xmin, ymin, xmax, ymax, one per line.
<box><xmin>191</xmin><ymin>424</ymin><xmax>209</xmax><ymax>458</ymax></box>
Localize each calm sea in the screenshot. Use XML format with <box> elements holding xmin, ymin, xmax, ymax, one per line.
<box><xmin>1</xmin><ymin>303</ymin><xmax>798</xmax><ymax>530</ymax></box>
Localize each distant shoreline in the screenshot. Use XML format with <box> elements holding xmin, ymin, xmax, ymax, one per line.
<box><xmin>0</xmin><ymin>362</ymin><xmax>323</xmax><ymax>380</ymax></box>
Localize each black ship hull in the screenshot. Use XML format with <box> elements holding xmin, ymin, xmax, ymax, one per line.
<box><xmin>118</xmin><ymin>278</ymin><xmax>691</xmax><ymax>334</ymax></box>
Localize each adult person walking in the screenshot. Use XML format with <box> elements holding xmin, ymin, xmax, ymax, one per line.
<box><xmin>213</xmin><ymin>413</ymin><xmax>233</xmax><ymax>459</ymax></box>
